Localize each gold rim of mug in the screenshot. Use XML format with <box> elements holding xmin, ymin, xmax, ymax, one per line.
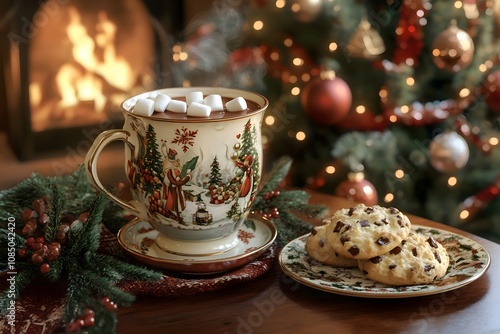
<box><xmin>120</xmin><ymin>86</ymin><xmax>269</xmax><ymax>123</ymax></box>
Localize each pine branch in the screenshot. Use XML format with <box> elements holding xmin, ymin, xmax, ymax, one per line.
<box><xmin>251</xmin><ymin>156</ymin><xmax>327</xmax><ymax>246</ymax></box>
<box><xmin>257</xmin><ymin>156</ymin><xmax>292</xmax><ymax>196</ymax></box>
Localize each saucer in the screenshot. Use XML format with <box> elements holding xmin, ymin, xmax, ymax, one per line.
<box><xmin>117</xmin><ymin>213</ymin><xmax>277</xmax><ymax>274</ymax></box>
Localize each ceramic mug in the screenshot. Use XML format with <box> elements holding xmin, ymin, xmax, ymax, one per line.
<box><xmin>85</xmin><ymin>87</ymin><xmax>268</xmax><ymax>256</ymax></box>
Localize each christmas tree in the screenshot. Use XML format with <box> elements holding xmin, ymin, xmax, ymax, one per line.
<box><xmin>141</xmin><ymin>125</ymin><xmax>163</xmax><ymax>195</ymax></box>
<box><xmin>170</xmin><ymin>0</ymin><xmax>500</xmax><ymax>243</ymax></box>
<box><xmin>208</xmin><ymin>156</ymin><xmax>223</xmax><ymax>187</ymax></box>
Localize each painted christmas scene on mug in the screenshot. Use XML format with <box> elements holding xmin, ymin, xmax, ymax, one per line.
<box><xmin>126</xmin><ymin>117</ymin><xmax>261</xmax><ymax>229</ymax></box>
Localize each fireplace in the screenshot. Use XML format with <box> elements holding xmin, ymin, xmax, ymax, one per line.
<box><xmin>1</xmin><ymin>0</ymin><xmax>183</xmax><ymax>160</ymax></box>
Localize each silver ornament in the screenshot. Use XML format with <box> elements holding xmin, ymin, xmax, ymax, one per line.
<box><xmin>429</xmin><ymin>131</ymin><xmax>469</xmax><ymax>173</ymax></box>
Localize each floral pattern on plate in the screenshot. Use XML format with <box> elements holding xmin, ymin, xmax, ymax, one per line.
<box><xmin>279</xmin><ymin>225</ymin><xmax>490</xmax><ymax>298</ymax></box>
<box><xmin>118</xmin><ymin>214</ymin><xmax>276</xmax><ymax>274</ymax></box>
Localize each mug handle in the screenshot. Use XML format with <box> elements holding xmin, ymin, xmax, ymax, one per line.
<box><xmin>85</xmin><ymin>129</ymin><xmax>140</xmax><ymax>216</ymax></box>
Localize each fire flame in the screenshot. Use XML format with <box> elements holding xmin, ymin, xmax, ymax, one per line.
<box><xmin>56</xmin><ymin>6</ymin><xmax>133</xmax><ymax>113</ymax></box>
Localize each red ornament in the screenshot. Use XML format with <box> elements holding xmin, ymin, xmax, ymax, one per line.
<box><xmin>483</xmin><ymin>70</ymin><xmax>500</xmax><ymax>113</ymax></box>
<box><xmin>335</xmin><ymin>172</ymin><xmax>378</xmax><ymax>206</ymax></box>
<box><xmin>301</xmin><ymin>74</ymin><xmax>352</xmax><ymax>125</ymax></box>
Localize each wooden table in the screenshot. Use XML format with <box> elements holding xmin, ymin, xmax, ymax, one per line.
<box><xmin>116</xmin><ymin>192</ymin><xmax>500</xmax><ymax>334</ymax></box>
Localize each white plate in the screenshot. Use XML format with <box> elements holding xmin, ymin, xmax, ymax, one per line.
<box><xmin>118</xmin><ymin>213</ymin><xmax>276</xmax><ymax>274</ymax></box>
<box><xmin>279</xmin><ymin>225</ymin><xmax>491</xmax><ymax>298</ymax></box>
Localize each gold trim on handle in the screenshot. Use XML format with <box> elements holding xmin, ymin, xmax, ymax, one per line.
<box><xmin>84</xmin><ymin>129</ymin><xmax>139</xmax><ymax>215</ymax></box>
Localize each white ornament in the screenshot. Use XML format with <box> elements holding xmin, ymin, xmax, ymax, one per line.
<box><xmin>429</xmin><ymin>131</ymin><xmax>469</xmax><ymax>173</ymax></box>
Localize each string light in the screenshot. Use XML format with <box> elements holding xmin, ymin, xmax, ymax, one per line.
<box><xmin>295</xmin><ymin>131</ymin><xmax>306</xmax><ymax>141</ymax></box>
<box><xmin>459</xmin><ymin>88</ymin><xmax>470</xmax><ymax>98</ymax></box>
<box><xmin>395</xmin><ymin>169</ymin><xmax>405</xmax><ymax>179</ymax></box>
<box><xmin>406</xmin><ymin>77</ymin><xmax>415</xmax><ymax>86</ymax></box>
<box><xmin>275</xmin><ymin>0</ymin><xmax>285</xmax><ymax>8</ymax></box>
<box><xmin>384</xmin><ymin>193</ymin><xmax>394</xmax><ymax>203</ymax></box>
<box><xmin>253</xmin><ymin>20</ymin><xmax>264</xmax><ymax>31</ymax></box>
<box><xmin>291</xmin><ymin>87</ymin><xmax>300</xmax><ymax>95</ymax></box>
<box><xmin>325</xmin><ymin>165</ymin><xmax>336</xmax><ymax>174</ymax></box>
<box><xmin>355</xmin><ymin>105</ymin><xmax>366</xmax><ymax>114</ymax></box>
<box><xmin>489</xmin><ymin>137</ymin><xmax>499</xmax><ymax>146</ymax></box>
<box><xmin>448</xmin><ymin>176</ymin><xmax>458</xmax><ymax>186</ymax></box>
<box><xmin>284</xmin><ymin>38</ymin><xmax>293</xmax><ymax>47</ymax></box>
<box><xmin>329</xmin><ymin>42</ymin><xmax>338</xmax><ymax>51</ymax></box>
<box><xmin>459</xmin><ymin>210</ymin><xmax>470</xmax><ymax>220</ymax></box>
<box><xmin>265</xmin><ymin>116</ymin><xmax>275</xmax><ymax>125</ymax></box>
<box><xmin>293</xmin><ymin>57</ymin><xmax>304</xmax><ymax>66</ymax></box>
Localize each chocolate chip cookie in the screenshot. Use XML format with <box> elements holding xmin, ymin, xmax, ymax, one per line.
<box><xmin>305</xmin><ymin>225</ymin><xmax>357</xmax><ymax>267</ymax></box>
<box><xmin>358</xmin><ymin>232</ymin><xmax>450</xmax><ymax>286</ymax></box>
<box><xmin>325</xmin><ymin>204</ymin><xmax>411</xmax><ymax>260</ymax></box>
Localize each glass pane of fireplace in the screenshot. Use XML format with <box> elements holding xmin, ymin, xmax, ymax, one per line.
<box><xmin>29</xmin><ymin>0</ymin><xmax>155</xmax><ymax>132</ymax></box>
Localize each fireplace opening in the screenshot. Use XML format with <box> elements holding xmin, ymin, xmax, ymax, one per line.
<box><xmin>2</xmin><ymin>0</ymin><xmax>183</xmax><ymax>160</ymax></box>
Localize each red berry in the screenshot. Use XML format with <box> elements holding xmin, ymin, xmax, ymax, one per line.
<box><xmin>65</xmin><ymin>322</ymin><xmax>81</xmax><ymax>333</ymax></box>
<box><xmin>31</xmin><ymin>253</ymin><xmax>44</xmax><ymax>263</ymax></box>
<box><xmin>18</xmin><ymin>248</ymin><xmax>28</xmax><ymax>258</ymax></box>
<box><xmin>35</xmin><ymin>236</ymin><xmax>45</xmax><ymax>244</ymax></box>
<box><xmin>84</xmin><ymin>309</ymin><xmax>95</xmax><ymax>317</ymax></box>
<box><xmin>25</xmin><ymin>237</ymin><xmax>35</xmax><ymax>247</ymax></box>
<box><xmin>75</xmin><ymin>319</ymin><xmax>85</xmax><ymax>328</ymax></box>
<box><xmin>47</xmin><ymin>248</ymin><xmax>60</xmax><ymax>262</ymax></box>
<box><xmin>105</xmin><ymin>301</ymin><xmax>118</xmax><ymax>311</ymax></box>
<box><xmin>83</xmin><ymin>314</ymin><xmax>95</xmax><ymax>327</ymax></box>
<box><xmin>40</xmin><ymin>263</ymin><xmax>50</xmax><ymax>274</ymax></box>
<box><xmin>32</xmin><ymin>242</ymin><xmax>43</xmax><ymax>251</ymax></box>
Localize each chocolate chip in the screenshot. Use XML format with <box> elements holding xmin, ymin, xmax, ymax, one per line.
<box><xmin>389</xmin><ymin>207</ymin><xmax>398</xmax><ymax>214</ymax></box>
<box><xmin>374</xmin><ymin>222</ymin><xmax>381</xmax><ymax>226</ymax></box>
<box><xmin>390</xmin><ymin>246</ymin><xmax>402</xmax><ymax>255</ymax></box>
<box><xmin>358</xmin><ymin>220</ymin><xmax>370</xmax><ymax>227</ymax></box>
<box><xmin>381</xmin><ymin>218</ymin><xmax>389</xmax><ymax>225</ymax></box>
<box><xmin>434</xmin><ymin>251</ymin><xmax>441</xmax><ymax>263</ymax></box>
<box><xmin>344</xmin><ymin>224</ymin><xmax>352</xmax><ymax>232</ymax></box>
<box><xmin>348</xmin><ymin>246</ymin><xmax>359</xmax><ymax>256</ymax></box>
<box><xmin>412</xmin><ymin>247</ymin><xmax>418</xmax><ymax>257</ymax></box>
<box><xmin>389</xmin><ymin>264</ymin><xmax>397</xmax><ymax>270</ymax></box>
<box><xmin>424</xmin><ymin>264</ymin><xmax>435</xmax><ymax>272</ymax></box>
<box><xmin>348</xmin><ymin>207</ymin><xmax>356</xmax><ymax>216</ymax></box>
<box><xmin>397</xmin><ymin>217</ymin><xmax>404</xmax><ymax>227</ymax></box>
<box><xmin>340</xmin><ymin>235</ymin><xmax>350</xmax><ymax>245</ymax></box>
<box><xmin>365</xmin><ymin>207</ymin><xmax>374</xmax><ymax>214</ymax></box>
<box><xmin>370</xmin><ymin>256</ymin><xmax>382</xmax><ymax>264</ymax></box>
<box><xmin>401</xmin><ymin>240</ymin><xmax>406</xmax><ymax>246</ymax></box>
<box><xmin>333</xmin><ymin>221</ymin><xmax>345</xmax><ymax>233</ymax></box>
<box><xmin>427</xmin><ymin>236</ymin><xmax>439</xmax><ymax>248</ymax></box>
<box><xmin>376</xmin><ymin>236</ymin><xmax>390</xmax><ymax>246</ymax></box>
<box><xmin>311</xmin><ymin>227</ymin><xmax>318</xmax><ymax>236</ymax></box>
<box><xmin>319</xmin><ymin>239</ymin><xmax>325</xmax><ymax>248</ymax></box>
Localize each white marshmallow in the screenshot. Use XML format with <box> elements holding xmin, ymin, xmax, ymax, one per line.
<box><xmin>186</xmin><ymin>91</ymin><xmax>204</xmax><ymax>105</ymax></box>
<box><xmin>167</xmin><ymin>100</ymin><xmax>187</xmax><ymax>113</ymax></box>
<box><xmin>154</xmin><ymin>94</ymin><xmax>171</xmax><ymax>112</ymax></box>
<box><xmin>187</xmin><ymin>102</ymin><xmax>211</xmax><ymax>117</ymax></box>
<box><xmin>225</xmin><ymin>97</ymin><xmax>247</xmax><ymax>112</ymax></box>
<box><xmin>148</xmin><ymin>91</ymin><xmax>160</xmax><ymax>99</ymax></box>
<box><xmin>134</xmin><ymin>98</ymin><xmax>154</xmax><ymax>116</ymax></box>
<box><xmin>203</xmin><ymin>94</ymin><xmax>224</xmax><ymax>111</ymax></box>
